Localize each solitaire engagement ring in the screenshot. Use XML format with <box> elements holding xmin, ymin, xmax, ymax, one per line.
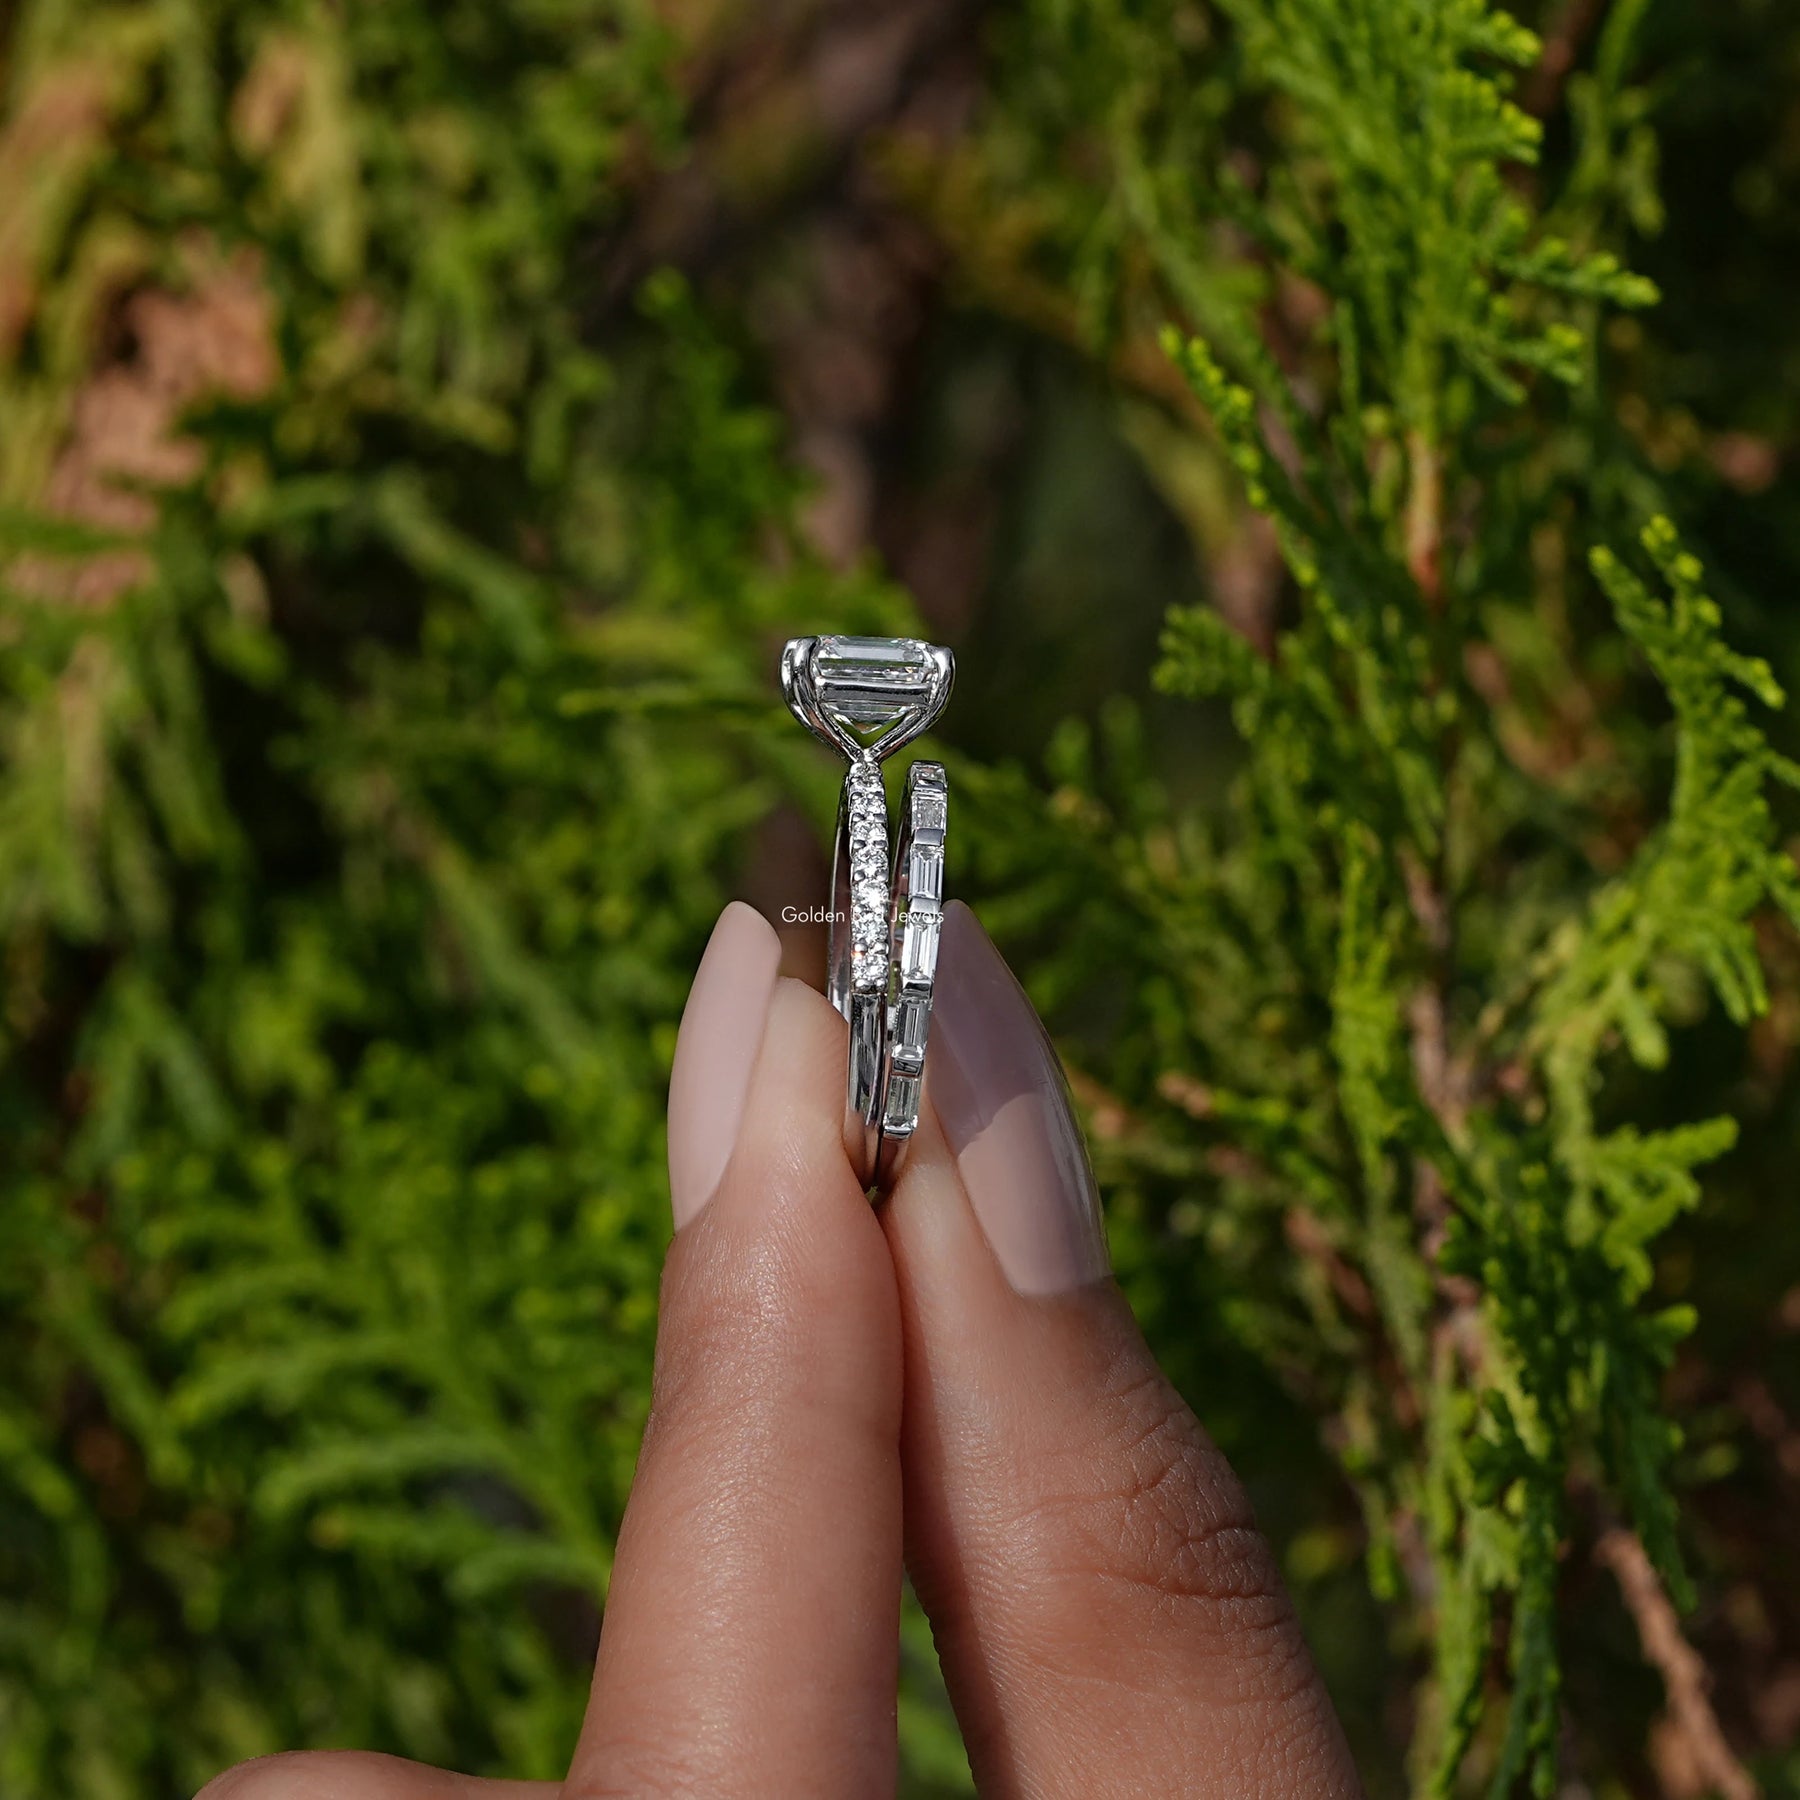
<box><xmin>780</xmin><ymin>635</ymin><xmax>955</xmax><ymax>1191</ymax></box>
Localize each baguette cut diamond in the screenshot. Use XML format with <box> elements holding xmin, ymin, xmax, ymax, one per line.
<box><xmin>901</xmin><ymin>907</ymin><xmax>942</xmax><ymax>985</ymax></box>
<box><xmin>879</xmin><ymin>760</ymin><xmax>946</xmax><ymax>1154</ymax></box>
<box><xmin>881</xmin><ymin>1073</ymin><xmax>920</xmax><ymax>1134</ymax></box>
<box><xmin>893</xmin><ymin>993</ymin><xmax>931</xmax><ymax>1059</ymax></box>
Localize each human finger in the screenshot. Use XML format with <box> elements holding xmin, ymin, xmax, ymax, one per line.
<box><xmin>884</xmin><ymin>902</ymin><xmax>1361</xmax><ymax>1799</ymax></box>
<box><xmin>566</xmin><ymin>902</ymin><xmax>904</xmax><ymax>1799</ymax></box>
<box><xmin>194</xmin><ymin>1749</ymin><xmax>551</xmax><ymax>1798</ymax></box>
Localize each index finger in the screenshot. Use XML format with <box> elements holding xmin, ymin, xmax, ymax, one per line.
<box><xmin>567</xmin><ymin>904</ymin><xmax>904</xmax><ymax>1798</ymax></box>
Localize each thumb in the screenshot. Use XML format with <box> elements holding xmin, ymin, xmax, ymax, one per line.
<box><xmin>884</xmin><ymin>902</ymin><xmax>1361</xmax><ymax>1799</ymax></box>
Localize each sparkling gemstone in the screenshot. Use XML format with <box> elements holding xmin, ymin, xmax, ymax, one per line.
<box><xmin>893</xmin><ymin>992</ymin><xmax>931</xmax><ymax>1053</ymax></box>
<box><xmin>813</xmin><ymin>637</ymin><xmax>933</xmax><ymax>730</ymax></box>
<box><xmin>908</xmin><ymin>849</ymin><xmax>942</xmax><ymax>903</ymax></box>
<box><xmin>901</xmin><ymin>907</ymin><xmax>942</xmax><ymax>984</ymax></box>
<box><xmin>882</xmin><ymin>1073</ymin><xmax>920</xmax><ymax>1132</ymax></box>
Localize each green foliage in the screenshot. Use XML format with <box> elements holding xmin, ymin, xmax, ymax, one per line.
<box><xmin>0</xmin><ymin>2</ymin><xmax>906</xmax><ymax>1791</ymax></box>
<box><xmin>950</xmin><ymin>0</ymin><xmax>1796</xmax><ymax>1792</ymax></box>
<box><xmin>3</xmin><ymin>0</ymin><xmax>1797</xmax><ymax>1796</ymax></box>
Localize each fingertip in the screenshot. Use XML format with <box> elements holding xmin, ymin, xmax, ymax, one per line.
<box><xmin>669</xmin><ymin>970</ymin><xmax>896</xmax><ymax>1419</ymax></box>
<box><xmin>737</xmin><ymin>974</ymin><xmax>870</xmax><ymax>1197</ymax></box>
<box><xmin>929</xmin><ymin>902</ymin><xmax>1110</xmax><ymax>1295</ymax></box>
<box><xmin>668</xmin><ymin>901</ymin><xmax>783</xmax><ymax>1226</ymax></box>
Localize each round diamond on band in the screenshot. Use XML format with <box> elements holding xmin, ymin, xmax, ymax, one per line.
<box><xmin>846</xmin><ymin>758</ymin><xmax>890</xmax><ymax>994</ymax></box>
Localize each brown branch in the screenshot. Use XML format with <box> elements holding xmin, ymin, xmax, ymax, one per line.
<box><xmin>1284</xmin><ymin>1207</ymin><xmax>1378</xmax><ymax>1324</ymax></box>
<box><xmin>1519</xmin><ymin>0</ymin><xmax>1608</xmax><ymax>119</ymax></box>
<box><xmin>1403</xmin><ymin>427</ymin><xmax>1443</xmax><ymax>607</ymax></box>
<box><xmin>1733</xmin><ymin>1375</ymin><xmax>1800</xmax><ymax>1485</ymax></box>
<box><xmin>1066</xmin><ymin>1065</ymin><xmax>1140</xmax><ymax>1145</ymax></box>
<box><xmin>1595</xmin><ymin>1528</ymin><xmax>1759</xmax><ymax>1800</ymax></box>
<box><xmin>1400</xmin><ymin>849</ymin><xmax>1481</xmax><ymax>1324</ymax></box>
<box><xmin>587</xmin><ymin>0</ymin><xmax>978</xmax><ymax>316</ymax></box>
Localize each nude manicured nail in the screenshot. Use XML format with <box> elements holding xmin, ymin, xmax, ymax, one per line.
<box><xmin>929</xmin><ymin>901</ymin><xmax>1109</xmax><ymax>1294</ymax></box>
<box><xmin>668</xmin><ymin>902</ymin><xmax>782</xmax><ymax>1227</ymax></box>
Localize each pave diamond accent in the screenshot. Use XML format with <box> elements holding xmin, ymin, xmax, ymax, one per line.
<box><xmin>845</xmin><ymin>758</ymin><xmax>890</xmax><ymax>993</ymax></box>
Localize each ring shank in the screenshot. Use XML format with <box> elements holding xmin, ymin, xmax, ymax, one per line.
<box><xmin>829</xmin><ymin>770</ymin><xmax>884</xmax><ymax>1185</ymax></box>
<box><xmin>872</xmin><ymin>761</ymin><xmax>946</xmax><ymax>1185</ymax></box>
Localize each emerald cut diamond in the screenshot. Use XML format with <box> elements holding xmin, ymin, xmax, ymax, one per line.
<box><xmin>813</xmin><ymin>636</ymin><xmax>933</xmax><ymax>733</ymax></box>
<box><xmin>782</xmin><ymin>633</ymin><xmax>952</xmax><ymax>761</ymax></box>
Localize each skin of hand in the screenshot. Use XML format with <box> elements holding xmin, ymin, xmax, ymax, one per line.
<box><xmin>198</xmin><ymin>901</ymin><xmax>1363</xmax><ymax>1800</ymax></box>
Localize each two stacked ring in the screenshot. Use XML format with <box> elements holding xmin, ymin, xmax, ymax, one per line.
<box><xmin>780</xmin><ymin>635</ymin><xmax>955</xmax><ymax>1191</ymax></box>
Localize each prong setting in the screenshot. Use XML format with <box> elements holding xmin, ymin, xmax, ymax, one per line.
<box><xmin>782</xmin><ymin>635</ymin><xmax>955</xmax><ymax>764</ymax></box>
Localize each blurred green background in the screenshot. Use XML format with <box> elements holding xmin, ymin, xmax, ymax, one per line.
<box><xmin>3</xmin><ymin>1</ymin><xmax>1800</xmax><ymax>1795</ymax></box>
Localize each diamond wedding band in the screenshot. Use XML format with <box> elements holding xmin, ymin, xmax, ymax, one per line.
<box><xmin>780</xmin><ymin>635</ymin><xmax>955</xmax><ymax>1190</ymax></box>
<box><xmin>878</xmin><ymin>760</ymin><xmax>947</xmax><ymax>1184</ymax></box>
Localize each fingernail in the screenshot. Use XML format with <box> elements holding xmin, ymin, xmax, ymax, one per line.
<box><xmin>668</xmin><ymin>902</ymin><xmax>782</xmax><ymax>1227</ymax></box>
<box><xmin>928</xmin><ymin>902</ymin><xmax>1109</xmax><ymax>1295</ymax></box>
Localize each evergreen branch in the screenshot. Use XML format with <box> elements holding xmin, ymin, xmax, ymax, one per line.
<box><xmin>3</xmin><ymin>0</ymin><xmax>1792</xmax><ymax>1792</ymax></box>
<box><xmin>1534</xmin><ymin>522</ymin><xmax>1800</xmax><ymax>1180</ymax></box>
